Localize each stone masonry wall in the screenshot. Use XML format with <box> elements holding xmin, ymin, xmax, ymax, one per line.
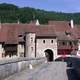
<box><xmin>25</xmin><ymin>33</ymin><xmax>36</xmax><ymax>58</ymax></box>
<box><xmin>36</xmin><ymin>38</ymin><xmax>57</xmax><ymax>60</ymax></box>
<box><xmin>0</xmin><ymin>57</ymin><xmax>46</xmax><ymax>80</ymax></box>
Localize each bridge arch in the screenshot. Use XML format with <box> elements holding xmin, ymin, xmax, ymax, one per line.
<box><xmin>44</xmin><ymin>49</ymin><xmax>53</xmax><ymax>62</ymax></box>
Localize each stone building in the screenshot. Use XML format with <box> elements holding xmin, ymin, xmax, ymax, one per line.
<box><xmin>0</xmin><ymin>20</ymin><xmax>80</xmax><ymax>61</ymax></box>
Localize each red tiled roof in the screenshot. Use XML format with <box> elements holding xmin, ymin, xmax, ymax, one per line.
<box><xmin>0</xmin><ymin>24</ymin><xmax>8</xmax><ymax>42</ymax></box>
<box><xmin>2</xmin><ymin>23</ymin><xmax>36</xmax><ymax>44</ymax></box>
<box><xmin>75</xmin><ymin>25</ymin><xmax>80</xmax><ymax>39</ymax></box>
<box><xmin>0</xmin><ymin>21</ymin><xmax>79</xmax><ymax>44</ymax></box>
<box><xmin>36</xmin><ymin>25</ymin><xmax>56</xmax><ymax>37</ymax></box>
<box><xmin>48</xmin><ymin>21</ymin><xmax>71</xmax><ymax>32</ymax></box>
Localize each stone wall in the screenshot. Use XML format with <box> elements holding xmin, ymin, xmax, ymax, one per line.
<box><xmin>36</xmin><ymin>38</ymin><xmax>57</xmax><ymax>60</ymax></box>
<box><xmin>25</xmin><ymin>33</ymin><xmax>36</xmax><ymax>58</ymax></box>
<box><xmin>0</xmin><ymin>44</ymin><xmax>4</xmax><ymax>58</ymax></box>
<box><xmin>0</xmin><ymin>57</ymin><xmax>46</xmax><ymax>80</ymax></box>
<box><xmin>17</xmin><ymin>44</ymin><xmax>24</xmax><ymax>57</ymax></box>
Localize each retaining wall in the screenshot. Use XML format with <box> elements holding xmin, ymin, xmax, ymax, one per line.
<box><xmin>0</xmin><ymin>57</ymin><xmax>46</xmax><ymax>80</ymax></box>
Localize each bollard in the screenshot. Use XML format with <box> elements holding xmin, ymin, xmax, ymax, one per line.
<box><xmin>29</xmin><ymin>64</ymin><xmax>33</xmax><ymax>69</ymax></box>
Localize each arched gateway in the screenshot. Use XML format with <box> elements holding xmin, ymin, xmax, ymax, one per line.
<box><xmin>45</xmin><ymin>49</ymin><xmax>53</xmax><ymax>62</ymax></box>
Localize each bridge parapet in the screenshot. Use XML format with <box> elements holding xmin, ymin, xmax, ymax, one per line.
<box><xmin>0</xmin><ymin>57</ymin><xmax>46</xmax><ymax>80</ymax></box>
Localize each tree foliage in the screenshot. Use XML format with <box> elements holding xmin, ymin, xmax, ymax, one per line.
<box><xmin>0</xmin><ymin>3</ymin><xmax>80</xmax><ymax>24</ymax></box>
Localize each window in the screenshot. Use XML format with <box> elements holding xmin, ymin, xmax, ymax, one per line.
<box><xmin>18</xmin><ymin>34</ymin><xmax>23</xmax><ymax>40</ymax></box>
<box><xmin>65</xmin><ymin>31</ymin><xmax>71</xmax><ymax>36</ymax></box>
<box><xmin>31</xmin><ymin>37</ymin><xmax>33</xmax><ymax>43</ymax></box>
<box><xmin>18</xmin><ymin>35</ymin><xmax>23</xmax><ymax>37</ymax></box>
<box><xmin>62</xmin><ymin>42</ymin><xmax>66</xmax><ymax>45</ymax></box>
<box><xmin>51</xmin><ymin>40</ymin><xmax>53</xmax><ymax>43</ymax></box>
<box><xmin>43</xmin><ymin>40</ymin><xmax>45</xmax><ymax>43</ymax></box>
<box><xmin>69</xmin><ymin>41</ymin><xmax>72</xmax><ymax>46</ymax></box>
<box><xmin>58</xmin><ymin>41</ymin><xmax>61</xmax><ymax>46</ymax></box>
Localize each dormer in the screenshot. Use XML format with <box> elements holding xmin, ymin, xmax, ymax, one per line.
<box><xmin>65</xmin><ymin>31</ymin><xmax>71</xmax><ymax>37</ymax></box>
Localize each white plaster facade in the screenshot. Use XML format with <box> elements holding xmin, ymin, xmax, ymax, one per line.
<box><xmin>17</xmin><ymin>44</ymin><xmax>24</xmax><ymax>57</ymax></box>
<box><xmin>25</xmin><ymin>33</ymin><xmax>36</xmax><ymax>58</ymax></box>
<box><xmin>0</xmin><ymin>44</ymin><xmax>4</xmax><ymax>58</ymax></box>
<box><xmin>25</xmin><ymin>32</ymin><xmax>57</xmax><ymax>60</ymax></box>
<box><xmin>36</xmin><ymin>38</ymin><xmax>57</xmax><ymax>60</ymax></box>
<box><xmin>78</xmin><ymin>40</ymin><xmax>80</xmax><ymax>50</ymax></box>
<box><xmin>76</xmin><ymin>40</ymin><xmax>80</xmax><ymax>56</ymax></box>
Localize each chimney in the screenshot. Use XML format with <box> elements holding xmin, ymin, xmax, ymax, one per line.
<box><xmin>17</xmin><ymin>20</ymin><xmax>20</xmax><ymax>24</ymax></box>
<box><xmin>70</xmin><ymin>19</ymin><xmax>74</xmax><ymax>28</ymax></box>
<box><xmin>36</xmin><ymin>19</ymin><xmax>40</xmax><ymax>26</ymax></box>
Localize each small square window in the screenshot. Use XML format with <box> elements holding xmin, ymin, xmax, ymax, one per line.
<box><xmin>43</xmin><ymin>40</ymin><xmax>45</xmax><ymax>43</ymax></box>
<box><xmin>51</xmin><ymin>40</ymin><xmax>53</xmax><ymax>43</ymax></box>
<box><xmin>62</xmin><ymin>42</ymin><xmax>65</xmax><ymax>45</ymax></box>
<box><xmin>69</xmin><ymin>41</ymin><xmax>72</xmax><ymax>46</ymax></box>
<box><xmin>31</xmin><ymin>37</ymin><xmax>33</xmax><ymax>42</ymax></box>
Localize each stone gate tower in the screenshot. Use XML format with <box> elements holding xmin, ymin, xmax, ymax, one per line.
<box><xmin>25</xmin><ymin>32</ymin><xmax>36</xmax><ymax>58</ymax></box>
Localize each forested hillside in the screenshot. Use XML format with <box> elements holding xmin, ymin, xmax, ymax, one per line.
<box><xmin>0</xmin><ymin>3</ymin><xmax>80</xmax><ymax>24</ymax></box>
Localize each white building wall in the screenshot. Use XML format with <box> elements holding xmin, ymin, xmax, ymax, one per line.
<box><xmin>0</xmin><ymin>44</ymin><xmax>4</xmax><ymax>58</ymax></box>
<box><xmin>78</xmin><ymin>40</ymin><xmax>80</xmax><ymax>50</ymax></box>
<box><xmin>25</xmin><ymin>33</ymin><xmax>36</xmax><ymax>58</ymax></box>
<box><xmin>77</xmin><ymin>40</ymin><xmax>80</xmax><ymax>55</ymax></box>
<box><xmin>17</xmin><ymin>44</ymin><xmax>24</xmax><ymax>57</ymax></box>
<box><xmin>36</xmin><ymin>38</ymin><xmax>57</xmax><ymax>60</ymax></box>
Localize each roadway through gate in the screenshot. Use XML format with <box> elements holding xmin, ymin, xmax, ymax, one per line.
<box><xmin>4</xmin><ymin>62</ymin><xmax>79</xmax><ymax>80</ymax></box>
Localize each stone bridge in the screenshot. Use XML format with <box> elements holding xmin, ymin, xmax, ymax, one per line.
<box><xmin>0</xmin><ymin>57</ymin><xmax>79</xmax><ymax>80</ymax></box>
